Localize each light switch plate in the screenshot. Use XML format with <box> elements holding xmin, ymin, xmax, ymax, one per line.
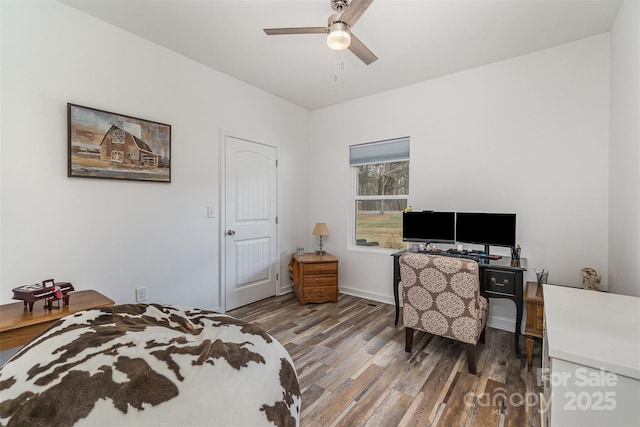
<box><xmin>135</xmin><ymin>287</ymin><xmax>147</xmax><ymax>303</ymax></box>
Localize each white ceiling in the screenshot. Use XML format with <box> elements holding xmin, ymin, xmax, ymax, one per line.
<box><xmin>61</xmin><ymin>0</ymin><xmax>622</xmax><ymax>111</ymax></box>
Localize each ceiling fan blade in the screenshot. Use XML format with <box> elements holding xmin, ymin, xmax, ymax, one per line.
<box><xmin>340</xmin><ymin>0</ymin><xmax>373</xmax><ymax>27</ymax></box>
<box><xmin>264</xmin><ymin>27</ymin><xmax>327</xmax><ymax>35</ymax></box>
<box><xmin>349</xmin><ymin>33</ymin><xmax>377</xmax><ymax>65</ymax></box>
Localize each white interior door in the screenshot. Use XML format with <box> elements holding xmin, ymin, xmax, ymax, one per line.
<box><xmin>224</xmin><ymin>136</ymin><xmax>277</xmax><ymax>310</ymax></box>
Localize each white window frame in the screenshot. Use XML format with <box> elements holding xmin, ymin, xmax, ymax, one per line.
<box><xmin>349</xmin><ymin>138</ymin><xmax>410</xmax><ymax>253</ymax></box>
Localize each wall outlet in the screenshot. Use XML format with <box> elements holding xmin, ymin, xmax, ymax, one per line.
<box><xmin>135</xmin><ymin>287</ymin><xmax>147</xmax><ymax>303</ymax></box>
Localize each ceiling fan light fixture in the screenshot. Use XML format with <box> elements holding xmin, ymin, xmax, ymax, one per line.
<box><xmin>327</xmin><ymin>22</ymin><xmax>351</xmax><ymax>50</ymax></box>
<box><xmin>263</xmin><ymin>0</ymin><xmax>377</xmax><ymax>64</ymax></box>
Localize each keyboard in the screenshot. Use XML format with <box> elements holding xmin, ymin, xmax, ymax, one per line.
<box><xmin>447</xmin><ymin>253</ymin><xmax>480</xmax><ymax>262</ymax></box>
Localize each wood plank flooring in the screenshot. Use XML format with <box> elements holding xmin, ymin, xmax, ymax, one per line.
<box><xmin>229</xmin><ymin>293</ymin><xmax>543</xmax><ymax>427</ymax></box>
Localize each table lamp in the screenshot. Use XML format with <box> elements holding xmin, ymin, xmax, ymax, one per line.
<box><xmin>312</xmin><ymin>222</ymin><xmax>329</xmax><ymax>255</ymax></box>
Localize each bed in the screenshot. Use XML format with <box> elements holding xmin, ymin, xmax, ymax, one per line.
<box><xmin>0</xmin><ymin>304</ymin><xmax>300</xmax><ymax>427</ymax></box>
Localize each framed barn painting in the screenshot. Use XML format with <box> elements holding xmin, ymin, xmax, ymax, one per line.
<box><xmin>68</xmin><ymin>103</ymin><xmax>171</xmax><ymax>182</ymax></box>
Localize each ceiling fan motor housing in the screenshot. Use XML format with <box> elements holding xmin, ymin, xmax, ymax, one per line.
<box><xmin>327</xmin><ymin>13</ymin><xmax>350</xmax><ymax>32</ymax></box>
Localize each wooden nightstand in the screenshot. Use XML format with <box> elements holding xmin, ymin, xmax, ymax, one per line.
<box><xmin>289</xmin><ymin>253</ymin><xmax>338</xmax><ymax>305</ymax></box>
<box><xmin>524</xmin><ymin>281</ymin><xmax>544</xmax><ymax>366</ymax></box>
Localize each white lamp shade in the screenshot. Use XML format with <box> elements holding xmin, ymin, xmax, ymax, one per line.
<box><xmin>326</xmin><ymin>22</ymin><xmax>351</xmax><ymax>50</ymax></box>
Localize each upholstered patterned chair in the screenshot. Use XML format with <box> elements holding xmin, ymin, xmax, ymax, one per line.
<box><xmin>400</xmin><ymin>253</ymin><xmax>488</xmax><ymax>374</ymax></box>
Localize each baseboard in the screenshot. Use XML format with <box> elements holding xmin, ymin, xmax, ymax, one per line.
<box><xmin>341</xmin><ymin>287</ymin><xmax>519</xmax><ymax>334</ymax></box>
<box><xmin>486</xmin><ymin>315</ymin><xmax>516</xmax><ymax>333</ymax></box>
<box><xmin>339</xmin><ymin>286</ymin><xmax>396</xmax><ymax>306</ymax></box>
<box><xmin>278</xmin><ymin>285</ymin><xmax>293</xmax><ymax>295</ymax></box>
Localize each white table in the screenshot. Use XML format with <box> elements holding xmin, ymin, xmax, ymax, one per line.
<box><xmin>542</xmin><ymin>284</ymin><xmax>640</xmax><ymax>426</ymax></box>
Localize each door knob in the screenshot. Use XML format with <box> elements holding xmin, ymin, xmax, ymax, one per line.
<box><xmin>227</xmin><ymin>230</ymin><xmax>236</xmax><ymax>236</ymax></box>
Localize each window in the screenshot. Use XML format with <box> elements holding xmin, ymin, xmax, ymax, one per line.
<box><xmin>350</xmin><ymin>138</ymin><xmax>409</xmax><ymax>250</ymax></box>
<box><xmin>112</xmin><ymin>129</ymin><xmax>125</xmax><ymax>144</ymax></box>
<box><xmin>111</xmin><ymin>150</ymin><xmax>124</xmax><ymax>162</ymax></box>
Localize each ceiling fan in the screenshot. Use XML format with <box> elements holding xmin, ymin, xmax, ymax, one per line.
<box><xmin>263</xmin><ymin>0</ymin><xmax>378</xmax><ymax>65</ymax></box>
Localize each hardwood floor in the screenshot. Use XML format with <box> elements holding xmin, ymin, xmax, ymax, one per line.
<box><xmin>229</xmin><ymin>293</ymin><xmax>543</xmax><ymax>427</ymax></box>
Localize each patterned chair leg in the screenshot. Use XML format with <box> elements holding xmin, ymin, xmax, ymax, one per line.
<box><xmin>466</xmin><ymin>344</ymin><xmax>477</xmax><ymax>375</ymax></box>
<box><xmin>405</xmin><ymin>327</ymin><xmax>414</xmax><ymax>352</ymax></box>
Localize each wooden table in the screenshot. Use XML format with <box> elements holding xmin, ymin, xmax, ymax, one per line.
<box><xmin>0</xmin><ymin>290</ymin><xmax>114</xmax><ymax>350</ymax></box>
<box><xmin>524</xmin><ymin>281</ymin><xmax>544</xmax><ymax>366</ymax></box>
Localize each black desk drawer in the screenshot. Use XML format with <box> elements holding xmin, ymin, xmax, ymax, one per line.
<box><xmin>484</xmin><ymin>269</ymin><xmax>516</xmax><ymax>296</ymax></box>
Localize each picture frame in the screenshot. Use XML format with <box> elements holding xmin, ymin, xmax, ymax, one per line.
<box><xmin>68</xmin><ymin>103</ymin><xmax>171</xmax><ymax>182</ymax></box>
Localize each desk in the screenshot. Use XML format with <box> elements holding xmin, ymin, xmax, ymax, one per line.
<box><xmin>0</xmin><ymin>290</ymin><xmax>114</xmax><ymax>350</ymax></box>
<box><xmin>392</xmin><ymin>250</ymin><xmax>527</xmax><ymax>354</ymax></box>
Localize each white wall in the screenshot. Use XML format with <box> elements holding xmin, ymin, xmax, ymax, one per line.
<box><xmin>0</xmin><ymin>1</ymin><xmax>310</xmax><ymax>309</ymax></box>
<box><xmin>2</xmin><ymin>1</ymin><xmax>633</xmax><ymax>335</ymax></box>
<box><xmin>309</xmin><ymin>35</ymin><xmax>610</xmax><ymax>330</ymax></box>
<box><xmin>609</xmin><ymin>0</ymin><xmax>640</xmax><ymax>297</ymax></box>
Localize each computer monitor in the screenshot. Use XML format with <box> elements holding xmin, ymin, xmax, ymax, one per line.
<box><xmin>402</xmin><ymin>211</ymin><xmax>456</xmax><ymax>244</ymax></box>
<box><xmin>455</xmin><ymin>212</ymin><xmax>516</xmax><ymax>254</ymax></box>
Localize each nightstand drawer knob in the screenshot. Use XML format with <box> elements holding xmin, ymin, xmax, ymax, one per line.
<box><xmin>315</xmin><ymin>278</ymin><xmax>325</xmax><ymax>283</ymax></box>
<box><xmin>491</xmin><ymin>277</ymin><xmax>509</xmax><ymax>286</ymax></box>
<box><xmin>316</xmin><ymin>289</ymin><xmax>325</xmax><ymax>296</ymax></box>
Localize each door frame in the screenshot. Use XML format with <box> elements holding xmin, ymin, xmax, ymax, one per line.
<box><xmin>219</xmin><ymin>129</ymin><xmax>280</xmax><ymax>313</ymax></box>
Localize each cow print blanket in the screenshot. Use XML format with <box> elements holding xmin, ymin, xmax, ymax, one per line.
<box><xmin>0</xmin><ymin>304</ymin><xmax>300</xmax><ymax>426</ymax></box>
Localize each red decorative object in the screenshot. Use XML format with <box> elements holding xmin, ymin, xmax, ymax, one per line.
<box><xmin>12</xmin><ymin>280</ymin><xmax>75</xmax><ymax>312</ymax></box>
